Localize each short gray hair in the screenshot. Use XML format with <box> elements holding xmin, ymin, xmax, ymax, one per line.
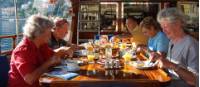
<box><xmin>23</xmin><ymin>14</ymin><xmax>54</xmax><ymax>40</ymax></box>
<box><xmin>157</xmin><ymin>7</ymin><xmax>186</xmax><ymax>27</ymax></box>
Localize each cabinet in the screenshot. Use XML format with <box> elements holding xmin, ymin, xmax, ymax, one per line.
<box><xmin>77</xmin><ymin>2</ymin><xmax>120</xmax><ymax>44</ymax></box>
<box><xmin>100</xmin><ymin>2</ymin><xmax>118</xmax><ymax>32</ymax></box>
<box><xmin>75</xmin><ymin>0</ymin><xmax>198</xmax><ymax>44</ymax></box>
<box><xmin>77</xmin><ymin>2</ymin><xmax>100</xmax><ymax>44</ymax></box>
<box><xmin>79</xmin><ymin>3</ymin><xmax>100</xmax><ymax>32</ymax></box>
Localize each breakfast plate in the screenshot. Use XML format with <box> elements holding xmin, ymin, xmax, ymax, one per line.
<box><xmin>131</xmin><ymin>61</ymin><xmax>157</xmax><ymax>70</ymax></box>
<box><xmin>97</xmin><ymin>59</ymin><xmax>106</xmax><ymax>65</ymax></box>
<box><xmin>74</xmin><ymin>50</ymin><xmax>87</xmax><ymax>56</ymax></box>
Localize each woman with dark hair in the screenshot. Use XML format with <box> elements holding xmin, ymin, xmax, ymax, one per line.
<box><xmin>125</xmin><ymin>16</ymin><xmax>148</xmax><ymax>45</ymax></box>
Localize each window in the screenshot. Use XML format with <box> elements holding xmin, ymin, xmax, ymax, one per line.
<box><xmin>0</xmin><ymin>0</ymin><xmax>72</xmax><ymax>52</ymax></box>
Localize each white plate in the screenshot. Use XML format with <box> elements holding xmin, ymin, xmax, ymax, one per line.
<box><xmin>97</xmin><ymin>59</ymin><xmax>105</xmax><ymax>65</ymax></box>
<box><xmin>74</xmin><ymin>50</ymin><xmax>87</xmax><ymax>56</ymax></box>
<box><xmin>132</xmin><ymin>61</ymin><xmax>156</xmax><ymax>70</ymax></box>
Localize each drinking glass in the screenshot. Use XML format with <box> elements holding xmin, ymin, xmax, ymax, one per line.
<box><xmin>105</xmin><ymin>46</ymin><xmax>112</xmax><ymax>59</ymax></box>
<box><xmin>123</xmin><ymin>52</ymin><xmax>132</xmax><ymax>64</ymax></box>
<box><xmin>87</xmin><ymin>52</ymin><xmax>95</xmax><ymax>64</ymax></box>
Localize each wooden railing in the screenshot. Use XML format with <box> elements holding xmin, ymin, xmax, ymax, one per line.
<box><xmin>0</xmin><ymin>34</ymin><xmax>22</xmax><ymax>55</ymax></box>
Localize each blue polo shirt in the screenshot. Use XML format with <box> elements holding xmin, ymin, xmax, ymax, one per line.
<box><xmin>148</xmin><ymin>31</ymin><xmax>169</xmax><ymax>53</ymax></box>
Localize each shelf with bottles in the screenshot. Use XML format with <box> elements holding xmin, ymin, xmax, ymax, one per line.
<box><xmin>78</xmin><ymin>2</ymin><xmax>100</xmax><ymax>32</ymax></box>
<box><xmin>122</xmin><ymin>2</ymin><xmax>161</xmax><ymax>19</ymax></box>
<box><xmin>79</xmin><ymin>21</ymin><xmax>100</xmax><ymax>31</ymax></box>
<box><xmin>79</xmin><ymin>12</ymin><xmax>99</xmax><ymax>21</ymax></box>
<box><xmin>100</xmin><ymin>2</ymin><xmax>118</xmax><ymax>33</ymax></box>
<box><xmin>79</xmin><ymin>3</ymin><xmax>100</xmax><ymax>21</ymax></box>
<box><xmin>177</xmin><ymin>1</ymin><xmax>198</xmax><ymax>31</ymax></box>
<box><xmin>80</xmin><ymin>3</ymin><xmax>99</xmax><ymax>12</ymax></box>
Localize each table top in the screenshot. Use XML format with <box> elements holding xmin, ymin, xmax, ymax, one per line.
<box><xmin>40</xmin><ymin>58</ymin><xmax>171</xmax><ymax>87</ymax></box>
<box><xmin>39</xmin><ymin>48</ymin><xmax>171</xmax><ymax>87</ymax></box>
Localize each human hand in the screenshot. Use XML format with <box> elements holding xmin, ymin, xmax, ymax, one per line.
<box><xmin>157</xmin><ymin>58</ymin><xmax>174</xmax><ymax>69</ymax></box>
<box><xmin>70</xmin><ymin>44</ymin><xmax>78</xmax><ymax>51</ymax></box>
<box><xmin>77</xmin><ymin>45</ymin><xmax>85</xmax><ymax>50</ymax></box>
<box><xmin>46</xmin><ymin>56</ymin><xmax>61</xmax><ymax>67</ymax></box>
<box><xmin>149</xmin><ymin>52</ymin><xmax>161</xmax><ymax>62</ymax></box>
<box><xmin>54</xmin><ymin>46</ymin><xmax>73</xmax><ymax>57</ymax></box>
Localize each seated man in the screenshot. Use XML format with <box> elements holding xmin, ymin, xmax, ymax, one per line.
<box><xmin>49</xmin><ymin>17</ymin><xmax>73</xmax><ymax>48</ymax></box>
<box><xmin>140</xmin><ymin>16</ymin><xmax>169</xmax><ymax>57</ymax></box>
<box><xmin>8</xmin><ymin>15</ymin><xmax>69</xmax><ymax>87</ymax></box>
<box><xmin>49</xmin><ymin>17</ymin><xmax>81</xmax><ymax>57</ymax></box>
<box><xmin>153</xmin><ymin>7</ymin><xmax>198</xmax><ymax>87</ymax></box>
<box><xmin>125</xmin><ymin>16</ymin><xmax>148</xmax><ymax>45</ymax></box>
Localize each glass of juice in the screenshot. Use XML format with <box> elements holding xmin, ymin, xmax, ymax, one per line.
<box><xmin>87</xmin><ymin>54</ymin><xmax>95</xmax><ymax>63</ymax></box>
<box><xmin>123</xmin><ymin>52</ymin><xmax>132</xmax><ymax>64</ymax></box>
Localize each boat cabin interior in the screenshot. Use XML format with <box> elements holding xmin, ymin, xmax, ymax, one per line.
<box><xmin>0</xmin><ymin>0</ymin><xmax>199</xmax><ymax>87</ymax></box>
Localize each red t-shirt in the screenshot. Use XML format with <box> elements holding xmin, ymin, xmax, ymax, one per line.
<box><xmin>8</xmin><ymin>37</ymin><xmax>54</xmax><ymax>87</ymax></box>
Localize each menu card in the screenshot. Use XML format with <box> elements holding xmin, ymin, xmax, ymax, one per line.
<box><xmin>44</xmin><ymin>69</ymin><xmax>79</xmax><ymax>80</ymax></box>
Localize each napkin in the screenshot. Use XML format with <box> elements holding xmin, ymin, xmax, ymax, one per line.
<box><xmin>45</xmin><ymin>70</ymin><xmax>79</xmax><ymax>80</ymax></box>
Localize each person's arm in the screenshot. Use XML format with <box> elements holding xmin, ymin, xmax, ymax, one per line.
<box><xmin>15</xmin><ymin>49</ymin><xmax>60</xmax><ymax>85</ymax></box>
<box><xmin>24</xmin><ymin>56</ymin><xmax>60</xmax><ymax>85</ymax></box>
<box><xmin>157</xmin><ymin>57</ymin><xmax>197</xmax><ymax>86</ymax></box>
<box><xmin>168</xmin><ymin>62</ymin><xmax>197</xmax><ymax>86</ymax></box>
<box><xmin>150</xmin><ymin>48</ymin><xmax>197</xmax><ymax>86</ymax></box>
<box><xmin>156</xmin><ymin>51</ymin><xmax>166</xmax><ymax>58</ymax></box>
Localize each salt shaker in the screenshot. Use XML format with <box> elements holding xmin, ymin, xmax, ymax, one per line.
<box><xmin>109</xmin><ymin>59</ymin><xmax>114</xmax><ymax>69</ymax></box>
<box><xmin>114</xmin><ymin>59</ymin><xmax>120</xmax><ymax>69</ymax></box>
<box><xmin>105</xmin><ymin>61</ymin><xmax>110</xmax><ymax>69</ymax></box>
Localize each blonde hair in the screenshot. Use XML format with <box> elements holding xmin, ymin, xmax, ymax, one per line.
<box><xmin>140</xmin><ymin>16</ymin><xmax>161</xmax><ymax>31</ymax></box>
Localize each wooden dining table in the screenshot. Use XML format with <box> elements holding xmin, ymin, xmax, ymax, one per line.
<box><xmin>39</xmin><ymin>52</ymin><xmax>171</xmax><ymax>87</ymax></box>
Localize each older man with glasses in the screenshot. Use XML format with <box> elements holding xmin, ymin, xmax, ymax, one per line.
<box><xmin>151</xmin><ymin>7</ymin><xmax>198</xmax><ymax>87</ymax></box>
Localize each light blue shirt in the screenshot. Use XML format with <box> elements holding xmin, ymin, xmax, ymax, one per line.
<box><xmin>148</xmin><ymin>31</ymin><xmax>169</xmax><ymax>53</ymax></box>
<box><xmin>167</xmin><ymin>35</ymin><xmax>199</xmax><ymax>87</ymax></box>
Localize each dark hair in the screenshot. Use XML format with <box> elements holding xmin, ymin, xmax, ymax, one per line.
<box><xmin>126</xmin><ymin>16</ymin><xmax>139</xmax><ymax>24</ymax></box>
<box><xmin>140</xmin><ymin>16</ymin><xmax>161</xmax><ymax>31</ymax></box>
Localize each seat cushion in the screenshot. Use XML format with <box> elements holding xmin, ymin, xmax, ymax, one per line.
<box><xmin>0</xmin><ymin>56</ymin><xmax>10</xmax><ymax>87</ymax></box>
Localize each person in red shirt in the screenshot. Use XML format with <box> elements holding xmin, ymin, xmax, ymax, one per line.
<box><xmin>8</xmin><ymin>15</ymin><xmax>69</xmax><ymax>87</ymax></box>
